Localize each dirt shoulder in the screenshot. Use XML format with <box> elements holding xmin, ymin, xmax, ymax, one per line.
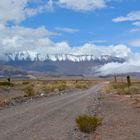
<box><xmin>93</xmin><ymin>93</ymin><xmax>140</xmax><ymax>140</ymax></box>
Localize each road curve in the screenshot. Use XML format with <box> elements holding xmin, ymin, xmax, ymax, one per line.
<box><xmin>0</xmin><ymin>84</ymin><xmax>103</xmax><ymax>140</ymax></box>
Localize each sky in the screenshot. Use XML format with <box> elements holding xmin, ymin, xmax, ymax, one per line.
<box><xmin>0</xmin><ymin>0</ymin><xmax>140</xmax><ymax>74</ymax></box>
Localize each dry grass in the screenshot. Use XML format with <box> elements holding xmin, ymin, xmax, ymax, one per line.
<box><xmin>109</xmin><ymin>80</ymin><xmax>140</xmax><ymax>95</ymax></box>
<box><xmin>103</xmin><ymin>84</ymin><xmax>113</xmax><ymax>94</ymax></box>
<box><xmin>75</xmin><ymin>81</ymin><xmax>89</xmax><ymax>89</ymax></box>
<box><xmin>24</xmin><ymin>85</ymin><xmax>35</xmax><ymax>97</ymax></box>
<box><xmin>0</xmin><ymin>81</ymin><xmax>14</xmax><ymax>87</ymax></box>
<box><xmin>0</xmin><ymin>79</ymin><xmax>96</xmax><ymax>106</ymax></box>
<box><xmin>76</xmin><ymin>115</ymin><xmax>102</xmax><ymax>133</ymax></box>
<box><xmin>45</xmin><ymin>81</ymin><xmax>67</xmax><ymax>92</ymax></box>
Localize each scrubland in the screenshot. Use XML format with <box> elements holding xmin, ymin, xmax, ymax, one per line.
<box><xmin>104</xmin><ymin>77</ymin><xmax>140</xmax><ymax>108</ymax></box>
<box><xmin>0</xmin><ymin>79</ymin><xmax>99</xmax><ymax>108</ymax></box>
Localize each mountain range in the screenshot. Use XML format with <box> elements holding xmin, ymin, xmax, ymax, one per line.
<box><xmin>0</xmin><ymin>53</ymin><xmax>125</xmax><ymax>76</ymax></box>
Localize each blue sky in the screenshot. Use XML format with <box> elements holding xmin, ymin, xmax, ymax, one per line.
<box><xmin>0</xmin><ymin>0</ymin><xmax>140</xmax><ymax>60</ymax></box>
<box><xmin>18</xmin><ymin>0</ymin><xmax>140</xmax><ymax>52</ymax></box>
<box><xmin>1</xmin><ymin>0</ymin><xmax>140</xmax><ymax>74</ymax></box>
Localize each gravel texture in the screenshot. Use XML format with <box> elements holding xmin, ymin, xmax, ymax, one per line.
<box><xmin>93</xmin><ymin>93</ymin><xmax>140</xmax><ymax>140</ymax></box>
<box><xmin>69</xmin><ymin>87</ymin><xmax>102</xmax><ymax>140</ymax></box>
<box><xmin>0</xmin><ymin>84</ymin><xmax>103</xmax><ymax>140</ymax></box>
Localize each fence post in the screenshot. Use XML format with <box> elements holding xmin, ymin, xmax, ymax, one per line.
<box><xmin>127</xmin><ymin>75</ymin><xmax>131</xmax><ymax>87</ymax></box>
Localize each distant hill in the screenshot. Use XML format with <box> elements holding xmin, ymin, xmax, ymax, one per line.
<box><xmin>0</xmin><ymin>54</ymin><xmax>125</xmax><ymax>76</ymax></box>
<box><xmin>0</xmin><ymin>65</ymin><xmax>27</xmax><ymax>77</ymax></box>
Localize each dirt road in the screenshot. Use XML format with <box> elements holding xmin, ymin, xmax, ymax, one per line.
<box><xmin>0</xmin><ymin>84</ymin><xmax>103</xmax><ymax>140</ymax></box>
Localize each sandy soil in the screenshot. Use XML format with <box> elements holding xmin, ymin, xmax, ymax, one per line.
<box><xmin>0</xmin><ymin>84</ymin><xmax>103</xmax><ymax>140</ymax></box>
<box><xmin>93</xmin><ymin>93</ymin><xmax>140</xmax><ymax>140</ymax></box>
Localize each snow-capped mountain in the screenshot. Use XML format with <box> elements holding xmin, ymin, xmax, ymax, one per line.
<box><xmin>5</xmin><ymin>53</ymin><xmax>125</xmax><ymax>63</ymax></box>
<box><xmin>0</xmin><ymin>53</ymin><xmax>126</xmax><ymax>76</ymax></box>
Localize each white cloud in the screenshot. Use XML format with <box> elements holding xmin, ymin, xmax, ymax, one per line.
<box><xmin>55</xmin><ymin>27</ymin><xmax>79</xmax><ymax>33</ymax></box>
<box><xmin>58</xmin><ymin>0</ymin><xmax>106</xmax><ymax>11</ymax></box>
<box><xmin>130</xmin><ymin>28</ymin><xmax>140</xmax><ymax>32</ymax></box>
<box><xmin>0</xmin><ymin>24</ymin><xmax>132</xmax><ymax>60</ymax></box>
<box><xmin>113</xmin><ymin>11</ymin><xmax>140</xmax><ymax>22</ymax></box>
<box><xmin>70</xmin><ymin>44</ymin><xmax>131</xmax><ymax>58</ymax></box>
<box><xmin>129</xmin><ymin>39</ymin><xmax>140</xmax><ymax>47</ymax></box>
<box><xmin>0</xmin><ymin>24</ymin><xmax>58</xmax><ymax>60</ymax></box>
<box><xmin>132</xmin><ymin>21</ymin><xmax>140</xmax><ymax>27</ymax></box>
<box><xmin>0</xmin><ymin>0</ymin><xmax>53</xmax><ymax>24</ymax></box>
<box><xmin>0</xmin><ymin>0</ymin><xmax>140</xmax><ymax>76</ymax></box>
<box><xmin>0</xmin><ymin>0</ymin><xmax>108</xmax><ymax>25</ymax></box>
<box><xmin>0</xmin><ymin>24</ymin><xmax>140</xmax><ymax>75</ymax></box>
<box><xmin>97</xmin><ymin>54</ymin><xmax>140</xmax><ymax>75</ymax></box>
<box><xmin>97</xmin><ymin>62</ymin><xmax>140</xmax><ymax>75</ymax></box>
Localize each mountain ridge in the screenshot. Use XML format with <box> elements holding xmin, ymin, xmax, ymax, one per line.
<box><xmin>5</xmin><ymin>53</ymin><xmax>125</xmax><ymax>63</ymax></box>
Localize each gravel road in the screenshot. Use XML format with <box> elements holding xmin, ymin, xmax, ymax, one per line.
<box><xmin>0</xmin><ymin>84</ymin><xmax>103</xmax><ymax>140</ymax></box>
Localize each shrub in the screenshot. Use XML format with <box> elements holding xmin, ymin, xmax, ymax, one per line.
<box><xmin>75</xmin><ymin>81</ymin><xmax>89</xmax><ymax>89</ymax></box>
<box><xmin>76</xmin><ymin>115</ymin><xmax>102</xmax><ymax>133</ymax></box>
<box><xmin>117</xmin><ymin>87</ymin><xmax>130</xmax><ymax>95</ymax></box>
<box><xmin>0</xmin><ymin>81</ymin><xmax>14</xmax><ymax>87</ymax></box>
<box><xmin>22</xmin><ymin>81</ymin><xmax>29</xmax><ymax>85</ymax></box>
<box><xmin>24</xmin><ymin>86</ymin><xmax>35</xmax><ymax>97</ymax></box>
<box><xmin>116</xmin><ymin>86</ymin><xmax>140</xmax><ymax>95</ymax></box>
<box><xmin>46</xmin><ymin>81</ymin><xmax>67</xmax><ymax>92</ymax></box>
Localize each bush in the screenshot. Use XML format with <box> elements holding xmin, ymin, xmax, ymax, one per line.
<box><xmin>22</xmin><ymin>81</ymin><xmax>29</xmax><ymax>85</ymax></box>
<box><xmin>76</xmin><ymin>115</ymin><xmax>102</xmax><ymax>133</ymax></box>
<box><xmin>117</xmin><ymin>86</ymin><xmax>140</xmax><ymax>95</ymax></box>
<box><xmin>24</xmin><ymin>86</ymin><xmax>35</xmax><ymax>97</ymax></box>
<box><xmin>46</xmin><ymin>81</ymin><xmax>67</xmax><ymax>92</ymax></box>
<box><xmin>111</xmin><ymin>82</ymin><xmax>127</xmax><ymax>89</ymax></box>
<box><xmin>0</xmin><ymin>81</ymin><xmax>14</xmax><ymax>87</ymax></box>
<box><xmin>75</xmin><ymin>81</ymin><xmax>89</xmax><ymax>89</ymax></box>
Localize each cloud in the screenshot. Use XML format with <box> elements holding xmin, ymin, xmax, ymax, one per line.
<box><xmin>129</xmin><ymin>39</ymin><xmax>140</xmax><ymax>47</ymax></box>
<box><xmin>57</xmin><ymin>0</ymin><xmax>106</xmax><ymax>11</ymax></box>
<box><xmin>0</xmin><ymin>0</ymin><xmax>53</xmax><ymax>24</ymax></box>
<box><xmin>0</xmin><ymin>23</ymin><xmax>132</xmax><ymax>60</ymax></box>
<box><xmin>97</xmin><ymin>53</ymin><xmax>140</xmax><ymax>75</ymax></box>
<box><xmin>0</xmin><ymin>24</ymin><xmax>58</xmax><ymax>60</ymax></box>
<box><xmin>97</xmin><ymin>62</ymin><xmax>140</xmax><ymax>75</ymax></box>
<box><xmin>130</xmin><ymin>28</ymin><xmax>140</xmax><ymax>32</ymax></box>
<box><xmin>55</xmin><ymin>27</ymin><xmax>79</xmax><ymax>33</ymax></box>
<box><xmin>0</xmin><ymin>24</ymin><xmax>139</xmax><ymax>75</ymax></box>
<box><xmin>71</xmin><ymin>44</ymin><xmax>131</xmax><ymax>58</ymax></box>
<box><xmin>132</xmin><ymin>21</ymin><xmax>140</xmax><ymax>27</ymax></box>
<box><xmin>113</xmin><ymin>11</ymin><xmax>140</xmax><ymax>22</ymax></box>
<box><xmin>96</xmin><ymin>51</ymin><xmax>140</xmax><ymax>75</ymax></box>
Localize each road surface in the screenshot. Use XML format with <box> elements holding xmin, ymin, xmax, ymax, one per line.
<box><xmin>0</xmin><ymin>84</ymin><xmax>103</xmax><ymax>140</ymax></box>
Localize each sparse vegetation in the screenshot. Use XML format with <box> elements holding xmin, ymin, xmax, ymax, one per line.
<box><xmin>46</xmin><ymin>81</ymin><xmax>67</xmax><ymax>92</ymax></box>
<box><xmin>0</xmin><ymin>81</ymin><xmax>14</xmax><ymax>87</ymax></box>
<box><xmin>108</xmin><ymin>76</ymin><xmax>140</xmax><ymax>95</ymax></box>
<box><xmin>22</xmin><ymin>81</ymin><xmax>29</xmax><ymax>85</ymax></box>
<box><xmin>24</xmin><ymin>85</ymin><xmax>35</xmax><ymax>97</ymax></box>
<box><xmin>0</xmin><ymin>79</ymin><xmax>96</xmax><ymax>107</ymax></box>
<box><xmin>76</xmin><ymin>115</ymin><xmax>102</xmax><ymax>133</ymax></box>
<box><xmin>75</xmin><ymin>81</ymin><xmax>89</xmax><ymax>89</ymax></box>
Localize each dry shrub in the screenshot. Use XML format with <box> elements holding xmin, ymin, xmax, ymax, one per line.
<box><xmin>76</xmin><ymin>115</ymin><xmax>102</xmax><ymax>133</ymax></box>
<box><xmin>0</xmin><ymin>81</ymin><xmax>14</xmax><ymax>87</ymax></box>
<box><xmin>46</xmin><ymin>81</ymin><xmax>67</xmax><ymax>92</ymax></box>
<box><xmin>109</xmin><ymin>80</ymin><xmax>140</xmax><ymax>96</ymax></box>
<box><xmin>75</xmin><ymin>81</ymin><xmax>89</xmax><ymax>89</ymax></box>
<box><xmin>103</xmin><ymin>84</ymin><xmax>113</xmax><ymax>94</ymax></box>
<box><xmin>24</xmin><ymin>85</ymin><xmax>35</xmax><ymax>97</ymax></box>
<box><xmin>22</xmin><ymin>81</ymin><xmax>29</xmax><ymax>85</ymax></box>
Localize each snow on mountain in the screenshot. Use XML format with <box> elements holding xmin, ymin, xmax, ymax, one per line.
<box><xmin>5</xmin><ymin>52</ymin><xmax>125</xmax><ymax>63</ymax></box>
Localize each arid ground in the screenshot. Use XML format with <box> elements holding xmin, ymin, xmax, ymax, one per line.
<box><xmin>0</xmin><ymin>78</ymin><xmax>140</xmax><ymax>140</ymax></box>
